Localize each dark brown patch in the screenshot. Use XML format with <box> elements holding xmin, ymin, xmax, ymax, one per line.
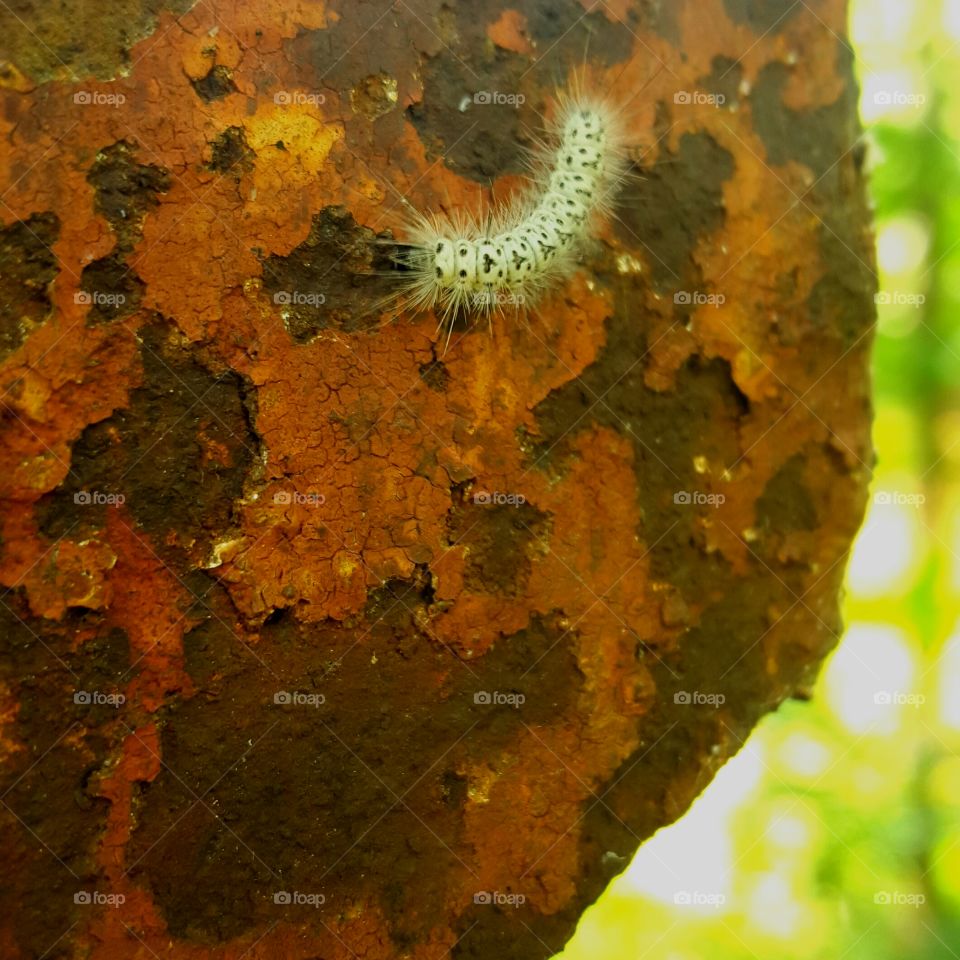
<box><xmin>86</xmin><ymin>141</ymin><xmax>172</xmax><ymax>253</ymax></box>
<box><xmin>750</xmin><ymin>53</ymin><xmax>877</xmax><ymax>345</ymax></box>
<box><xmin>619</xmin><ymin>132</ymin><xmax>735</xmax><ymax>290</ymax></box>
<box><xmin>447</xmin><ymin>489</ymin><xmax>552</xmax><ymax>597</ymax></box>
<box><xmin>722</xmin><ymin>0</ymin><xmax>802</xmax><ymax>32</ymax></box>
<box><xmin>452</xmin><ymin>905</ymin><xmax>575</xmax><ymax>960</ymax></box>
<box><xmin>520</xmin><ymin>0</ymin><xmax>633</xmax><ymax>68</ymax></box>
<box><xmin>0</xmin><ymin>596</ymin><xmax>130</xmax><ymax>959</ymax></box>
<box><xmin>404</xmin><ymin>51</ymin><xmax>530</xmax><ymax>183</ymax></box>
<box><xmin>206</xmin><ymin>126</ymin><xmax>255</xmax><ymax>174</ymax></box>
<box><xmin>699</xmin><ymin>54</ymin><xmax>744</xmax><ymax>110</ymax></box>
<box><xmin>639</xmin><ymin>0</ymin><xmax>682</xmax><ymax>43</ymax></box>
<box><xmin>0</xmin><ymin>211</ymin><xmax>60</xmax><ymax>360</ymax></box>
<box><xmin>79</xmin><ymin>251</ymin><xmax>145</xmax><ymax>325</ymax></box>
<box><xmin>750</xmin><ymin>56</ymin><xmax>859</xmax><ymax>179</ymax></box>
<box><xmin>755</xmin><ymin>452</ymin><xmax>818</xmax><ymax>534</ymax></box>
<box><xmin>419</xmin><ymin>357</ymin><xmax>450</xmax><ymax>391</ymax></box>
<box><xmin>81</xmin><ymin>141</ymin><xmax>170</xmax><ymax>325</ymax></box>
<box><xmin>35</xmin><ymin>319</ymin><xmax>258</xmax><ymax>559</ymax></box>
<box><xmin>261</xmin><ymin>205</ymin><xmax>395</xmax><ymax>340</ymax></box>
<box><xmin>128</xmin><ymin>604</ymin><xmax>582</xmax><ymax>947</ymax></box>
<box><xmin>806</xmin><ymin>230</ymin><xmax>876</xmax><ymax>345</ymax></box>
<box><xmin>191</xmin><ymin>64</ymin><xmax>236</xmax><ymax>102</ymax></box>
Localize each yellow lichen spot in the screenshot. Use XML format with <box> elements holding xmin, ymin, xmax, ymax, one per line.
<box><xmin>467</xmin><ymin>765</ymin><xmax>498</xmax><ymax>804</ymax></box>
<box><xmin>0</xmin><ymin>59</ymin><xmax>33</xmax><ymax>92</ymax></box>
<box><xmin>342</xmin><ymin>901</ymin><xmax>365</xmax><ymax>921</ymax></box>
<box><xmin>245</xmin><ymin>108</ymin><xmax>343</xmax><ymax>178</ymax></box>
<box><xmin>336</xmin><ymin>553</ymin><xmax>360</xmax><ymax>581</ymax></box>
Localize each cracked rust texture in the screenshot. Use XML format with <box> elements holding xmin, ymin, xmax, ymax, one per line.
<box><xmin>0</xmin><ymin>0</ymin><xmax>875</xmax><ymax>958</ymax></box>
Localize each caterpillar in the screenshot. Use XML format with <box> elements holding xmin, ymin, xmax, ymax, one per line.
<box><xmin>388</xmin><ymin>77</ymin><xmax>634</xmax><ymax>338</ymax></box>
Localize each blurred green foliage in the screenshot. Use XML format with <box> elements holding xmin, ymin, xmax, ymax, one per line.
<box><xmin>560</xmin><ymin>3</ymin><xmax>960</xmax><ymax>957</ymax></box>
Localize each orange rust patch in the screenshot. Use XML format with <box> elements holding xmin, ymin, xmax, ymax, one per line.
<box><xmin>487</xmin><ymin>9</ymin><xmax>534</xmax><ymax>55</ymax></box>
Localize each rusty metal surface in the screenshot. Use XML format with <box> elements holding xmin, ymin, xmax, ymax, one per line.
<box><xmin>0</xmin><ymin>0</ymin><xmax>874</xmax><ymax>957</ymax></box>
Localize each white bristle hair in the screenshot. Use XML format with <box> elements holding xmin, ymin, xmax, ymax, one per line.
<box><xmin>389</xmin><ymin>72</ymin><xmax>634</xmax><ymax>336</ymax></box>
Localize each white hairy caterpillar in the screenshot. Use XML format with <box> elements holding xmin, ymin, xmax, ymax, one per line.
<box><xmin>387</xmin><ymin>75</ymin><xmax>634</xmax><ymax>338</ymax></box>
